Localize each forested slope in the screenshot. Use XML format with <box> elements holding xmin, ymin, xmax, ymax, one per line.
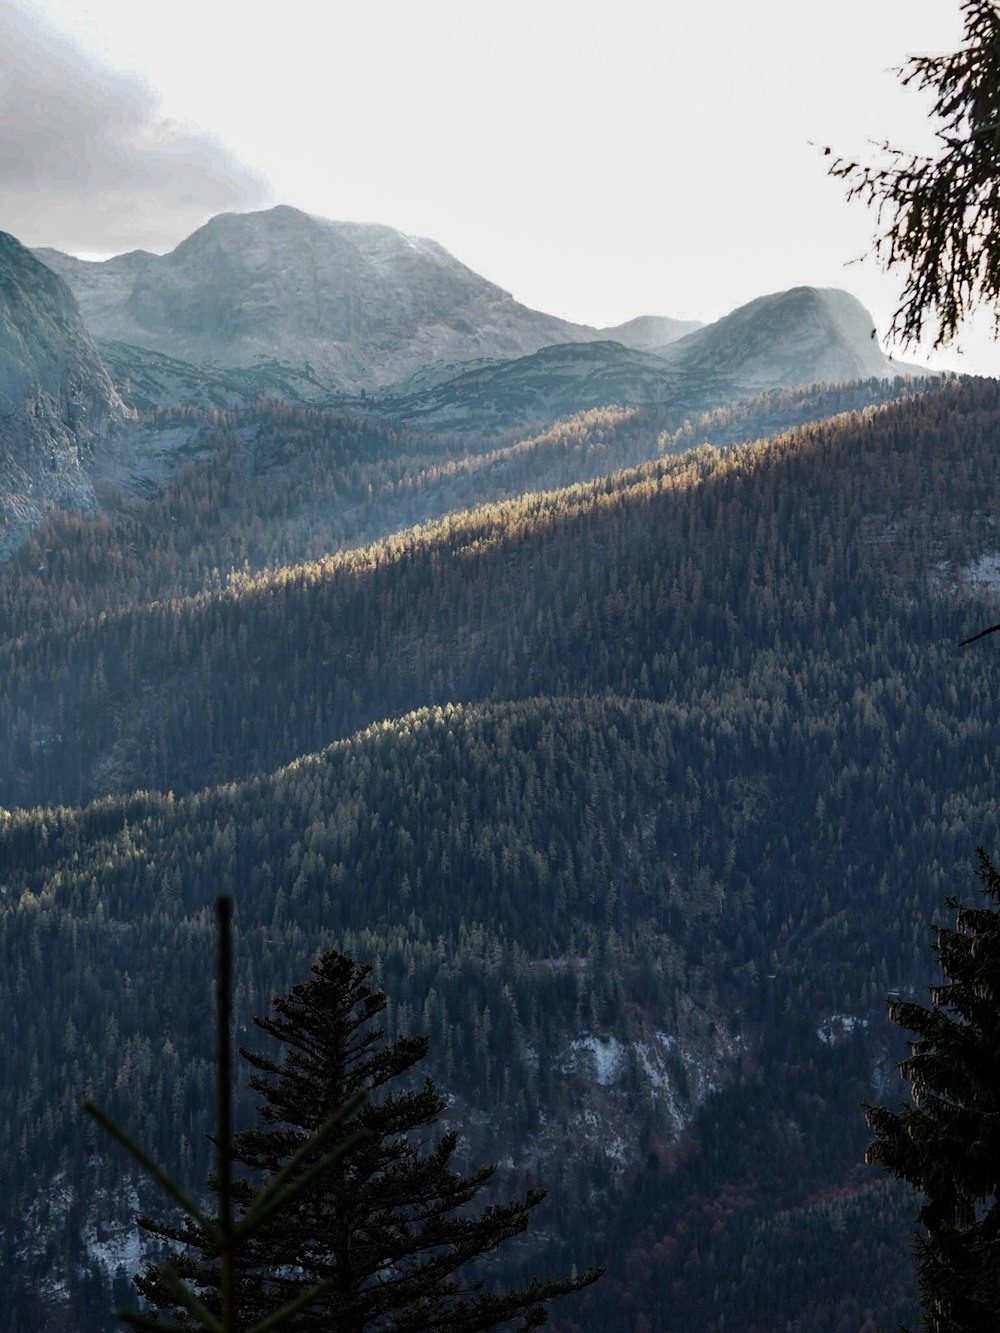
<box><xmin>5</xmin><ymin>375</ymin><xmax>999</xmax><ymax>1329</ymax></box>
<box><xmin>0</xmin><ymin>377</ymin><xmax>978</xmax><ymax>814</ymax></box>
<box><xmin>3</xmin><ymin>375</ymin><xmax>925</xmax><ymax>641</ymax></box>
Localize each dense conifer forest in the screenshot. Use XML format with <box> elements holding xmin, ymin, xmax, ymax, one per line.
<box><xmin>6</xmin><ymin>372</ymin><xmax>1000</xmax><ymax>1329</ymax></box>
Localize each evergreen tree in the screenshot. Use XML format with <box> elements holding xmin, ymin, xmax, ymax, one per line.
<box><xmin>865</xmin><ymin>850</ymin><xmax>1000</xmax><ymax>1332</ymax></box>
<box><xmin>136</xmin><ymin>950</ymin><xmax>601</xmax><ymax>1331</ymax></box>
<box><xmin>830</xmin><ymin>0</ymin><xmax>1000</xmax><ymax>348</ymax></box>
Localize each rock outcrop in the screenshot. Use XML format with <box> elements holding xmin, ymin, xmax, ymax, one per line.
<box><xmin>0</xmin><ymin>231</ymin><xmax>128</xmax><ymax>555</ymax></box>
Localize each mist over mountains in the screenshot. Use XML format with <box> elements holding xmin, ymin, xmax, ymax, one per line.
<box><xmin>36</xmin><ymin>205</ymin><xmax>599</xmax><ymax>392</ymax></box>
<box><xmin>0</xmin><ymin>202</ymin><xmax>923</xmax><ymax>542</ymax></box>
<box><xmin>32</xmin><ymin>204</ymin><xmax>902</xmax><ymax>402</ymax></box>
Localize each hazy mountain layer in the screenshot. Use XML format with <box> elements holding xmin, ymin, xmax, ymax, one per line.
<box><xmin>599</xmin><ymin>313</ymin><xmax>703</xmax><ymax>350</ymax></box>
<box><xmin>384</xmin><ymin>292</ymin><xmax>920</xmax><ymax>434</ymax></box>
<box><xmin>384</xmin><ymin>341</ymin><xmax>691</xmax><ymax>431</ymax></box>
<box><xmin>35</xmin><ymin>206</ymin><xmax>602</xmax><ymax>392</ymax></box>
<box><xmin>658</xmin><ymin>286</ymin><xmax>900</xmax><ymax>387</ymax></box>
<box><xmin>33</xmin><ymin>210</ymin><xmax>906</xmax><ymax>411</ymax></box>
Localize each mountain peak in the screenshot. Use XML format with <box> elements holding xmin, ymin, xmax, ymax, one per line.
<box><xmin>658</xmin><ymin>285</ymin><xmax>895</xmax><ymax>387</ymax></box>
<box><xmin>38</xmin><ymin>207</ymin><xmax>597</xmax><ymax>391</ymax></box>
<box><xmin>599</xmin><ymin>313</ymin><xmax>704</xmax><ymax>351</ymax></box>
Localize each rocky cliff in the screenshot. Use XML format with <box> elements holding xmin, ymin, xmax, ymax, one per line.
<box><xmin>0</xmin><ymin>231</ymin><xmax>129</xmax><ymax>555</ymax></box>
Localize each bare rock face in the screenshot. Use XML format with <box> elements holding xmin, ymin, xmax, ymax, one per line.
<box><xmin>38</xmin><ymin>205</ymin><xmax>600</xmax><ymax>392</ymax></box>
<box><xmin>0</xmin><ymin>231</ymin><xmax>128</xmax><ymax>555</ymax></box>
<box><xmin>656</xmin><ymin>286</ymin><xmax>896</xmax><ymax>388</ymax></box>
<box><xmin>32</xmin><ymin>246</ymin><xmax>158</xmax><ymax>332</ymax></box>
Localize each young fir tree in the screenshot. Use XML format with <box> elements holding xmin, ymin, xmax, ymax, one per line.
<box><xmin>136</xmin><ymin>950</ymin><xmax>601</xmax><ymax>1331</ymax></box>
<box><xmin>88</xmin><ymin>897</ymin><xmax>372</xmax><ymax>1333</ymax></box>
<box><xmin>865</xmin><ymin>850</ymin><xmax>1000</xmax><ymax>1332</ymax></box>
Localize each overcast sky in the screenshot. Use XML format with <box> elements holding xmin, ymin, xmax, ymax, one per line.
<box><xmin>2</xmin><ymin>0</ymin><xmax>994</xmax><ymax>372</ymax></box>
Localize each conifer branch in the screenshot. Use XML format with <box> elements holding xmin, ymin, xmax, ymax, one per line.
<box><xmin>156</xmin><ymin>1262</ymin><xmax>224</xmax><ymax>1333</ymax></box>
<box><xmin>215</xmin><ymin>896</ymin><xmax>236</xmax><ymax>1333</ymax></box>
<box><xmin>236</xmin><ymin>1098</ymin><xmax>370</xmax><ymax>1236</ymax></box>
<box><xmin>243</xmin><ymin>1278</ymin><xmax>340</xmax><ymax>1333</ymax></box>
<box><xmin>88</xmin><ymin>897</ymin><xmax>371</xmax><ymax>1332</ymax></box>
<box><xmin>81</xmin><ymin>1098</ymin><xmax>218</xmax><ymax>1240</ymax></box>
<box><xmin>119</xmin><ymin>1314</ymin><xmax>192</xmax><ymax>1333</ymax></box>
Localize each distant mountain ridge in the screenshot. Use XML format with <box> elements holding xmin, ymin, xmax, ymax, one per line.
<box><xmin>382</xmin><ymin>293</ymin><xmax>915</xmax><ymax>434</ymax></box>
<box><xmin>384</xmin><ymin>341</ymin><xmax>691</xmax><ymax>432</ymax></box>
<box><xmin>36</xmin><ymin>206</ymin><xmax>603</xmax><ymax>393</ymax></box>
<box><xmin>601</xmin><ymin>313</ymin><xmax>703</xmax><ymax>350</ymax></box>
<box><xmin>0</xmin><ymin>207</ymin><xmax>932</xmax><ymax>556</ymax></box>
<box><xmin>33</xmin><ymin>207</ymin><xmax>907</xmax><ymax>404</ymax></box>
<box><xmin>657</xmin><ymin>286</ymin><xmax>897</xmax><ymax>388</ymax></box>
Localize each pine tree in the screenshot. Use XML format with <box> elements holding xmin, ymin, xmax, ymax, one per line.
<box><xmin>88</xmin><ymin>897</ymin><xmax>372</xmax><ymax>1333</ymax></box>
<box><xmin>864</xmin><ymin>850</ymin><xmax>1000</xmax><ymax>1332</ymax></box>
<box><xmin>136</xmin><ymin>950</ymin><xmax>601</xmax><ymax>1331</ymax></box>
<box><xmin>830</xmin><ymin>0</ymin><xmax>1000</xmax><ymax>348</ymax></box>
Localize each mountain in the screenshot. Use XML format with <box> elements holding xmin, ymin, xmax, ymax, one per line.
<box><xmin>598</xmin><ymin>313</ymin><xmax>703</xmax><ymax>350</ymax></box>
<box><xmin>657</xmin><ymin>286</ymin><xmax>902</xmax><ymax>388</ymax></box>
<box><xmin>0</xmin><ymin>206</ymin><xmax>963</xmax><ymax>1333</ymax></box>
<box><xmin>35</xmin><ymin>206</ymin><xmax>603</xmax><ymax>393</ymax></box>
<box><xmin>0</xmin><ymin>230</ymin><xmax>128</xmax><ymax>556</ymax></box>
<box><xmin>32</xmin><ymin>212</ymin><xmax>912</xmax><ymax>424</ymax></box>
<box><xmin>31</xmin><ymin>245</ymin><xmax>157</xmax><ymax>331</ymax></box>
<box><xmin>384</xmin><ymin>292</ymin><xmax>915</xmax><ymax>435</ymax></box>
<box><xmin>384</xmin><ymin>340</ymin><xmax>691</xmax><ymax>432</ymax></box>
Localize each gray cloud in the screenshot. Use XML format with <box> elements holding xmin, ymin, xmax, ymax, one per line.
<box><xmin>0</xmin><ymin>1</ymin><xmax>273</xmax><ymax>254</ymax></box>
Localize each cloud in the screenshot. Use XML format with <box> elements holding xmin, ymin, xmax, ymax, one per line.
<box><xmin>0</xmin><ymin>0</ymin><xmax>273</xmax><ymax>254</ymax></box>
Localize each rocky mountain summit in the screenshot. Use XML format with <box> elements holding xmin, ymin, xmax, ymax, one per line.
<box><xmin>657</xmin><ymin>286</ymin><xmax>898</xmax><ymax>388</ymax></box>
<box><xmin>37</xmin><ymin>205</ymin><xmax>601</xmax><ymax>393</ymax></box>
<box><xmin>0</xmin><ymin>230</ymin><xmax>129</xmax><ymax>555</ymax></box>
<box><xmin>34</xmin><ymin>210</ymin><xmax>910</xmax><ymax>411</ymax></box>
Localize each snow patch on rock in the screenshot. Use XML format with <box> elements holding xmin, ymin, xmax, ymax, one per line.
<box><xmin>959</xmin><ymin>552</ymin><xmax>1000</xmax><ymax>593</ymax></box>
<box><xmin>83</xmin><ymin>1184</ymin><xmax>143</xmax><ymax>1282</ymax></box>
<box><xmin>929</xmin><ymin>549</ymin><xmax>1000</xmax><ymax>599</ymax></box>
<box><xmin>565</xmin><ymin>1034</ymin><xmax>626</xmax><ymax>1086</ymax></box>
<box><xmin>817</xmin><ymin>1013</ymin><xmax>868</xmax><ymax>1046</ymax></box>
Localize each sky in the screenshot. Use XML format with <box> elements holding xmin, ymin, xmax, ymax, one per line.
<box><xmin>1</xmin><ymin>0</ymin><xmax>994</xmax><ymax>373</ymax></box>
